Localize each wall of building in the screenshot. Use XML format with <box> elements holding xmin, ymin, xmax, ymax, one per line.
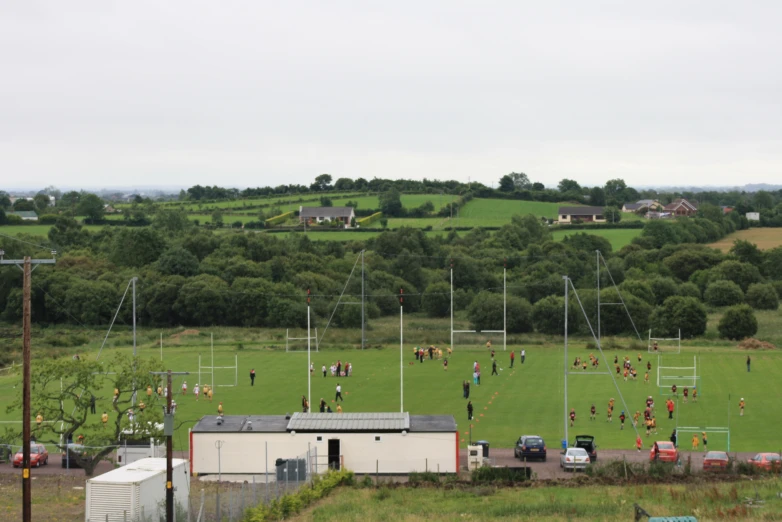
<box><xmin>191</xmin><ymin>431</ymin><xmax>457</xmax><ymax>475</ymax></box>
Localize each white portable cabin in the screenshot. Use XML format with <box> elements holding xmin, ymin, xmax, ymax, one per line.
<box><xmin>85</xmin><ymin>458</ymin><xmax>189</xmax><ymax>522</ymax></box>
<box><xmin>190</xmin><ymin>412</ymin><xmax>458</xmax><ymax>475</ymax></box>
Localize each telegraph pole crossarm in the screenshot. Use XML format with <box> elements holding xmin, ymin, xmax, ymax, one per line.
<box><xmin>150</xmin><ymin>370</ymin><xmax>189</xmax><ymax>522</ymax></box>
<box><xmin>1</xmin><ymin>251</ymin><xmax>56</xmax><ymax>522</ymax></box>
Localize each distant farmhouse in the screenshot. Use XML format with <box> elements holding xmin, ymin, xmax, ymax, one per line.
<box><xmin>663</xmin><ymin>198</ymin><xmax>698</xmax><ymax>217</ymax></box>
<box><xmin>299</xmin><ymin>206</ymin><xmax>355</xmax><ymax>227</ymax></box>
<box><xmin>557</xmin><ymin>206</ymin><xmax>606</xmax><ymax>224</ymax></box>
<box><xmin>7</xmin><ymin>211</ymin><xmax>38</xmax><ymax>221</ymax></box>
<box><xmin>622</xmin><ymin>199</ymin><xmax>662</xmax><ymax>213</ymax></box>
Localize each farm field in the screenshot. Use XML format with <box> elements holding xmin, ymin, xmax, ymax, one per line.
<box><xmin>296</xmin><ymin>480</ymin><xmax>782</xmax><ymax>521</ymax></box>
<box><xmin>710</xmin><ymin>228</ymin><xmax>782</xmax><ymax>252</ymax></box>
<box><xmin>457</xmin><ymin>199</ymin><xmax>573</xmax><ymax>226</ymax></box>
<box><xmin>1</xmin><ymin>315</ymin><xmax>778</xmax><ymax>454</ymax></box>
<box><xmin>551</xmin><ymin>228</ymin><xmax>642</xmax><ymax>250</ymax></box>
<box><xmin>0</xmin><ymin>224</ymin><xmax>104</xmax><ymax>237</ymax></box>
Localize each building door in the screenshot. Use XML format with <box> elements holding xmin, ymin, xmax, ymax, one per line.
<box><xmin>328</xmin><ymin>439</ymin><xmax>340</xmax><ymax>470</ymax></box>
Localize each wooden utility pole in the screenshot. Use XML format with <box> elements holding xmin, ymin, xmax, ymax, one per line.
<box><xmin>150</xmin><ymin>369</ymin><xmax>188</xmax><ymax>522</ymax></box>
<box><xmin>1</xmin><ymin>251</ymin><xmax>56</xmax><ymax>522</ymax></box>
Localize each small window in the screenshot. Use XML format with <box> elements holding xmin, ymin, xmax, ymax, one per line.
<box><xmin>561</xmin><ymin>215</ymin><xmax>567</xmax><ymax>219</ymax></box>
<box><xmin>374</xmin><ymin>436</ymin><xmax>382</xmax><ymax>442</ymax></box>
<box><xmin>316</xmin><ymin>436</ymin><xmax>323</xmax><ymax>442</ymax></box>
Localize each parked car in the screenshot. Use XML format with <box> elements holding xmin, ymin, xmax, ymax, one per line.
<box><xmin>649</xmin><ymin>441</ymin><xmax>679</xmax><ymax>463</ymax></box>
<box><xmin>61</xmin><ymin>443</ymin><xmax>88</xmax><ymax>469</ymax></box>
<box><xmin>514</xmin><ymin>435</ymin><xmax>547</xmax><ymax>462</ymax></box>
<box><xmin>12</xmin><ymin>444</ymin><xmax>49</xmax><ymax>468</ymax></box>
<box><xmin>703</xmin><ymin>451</ymin><xmax>730</xmax><ymax>472</ymax></box>
<box><xmin>747</xmin><ymin>453</ymin><xmax>781</xmax><ymax>471</ymax></box>
<box><xmin>560</xmin><ymin>447</ymin><xmax>590</xmax><ymax>472</ymax></box>
<box><xmin>573</xmin><ymin>435</ymin><xmax>597</xmax><ymax>462</ymax></box>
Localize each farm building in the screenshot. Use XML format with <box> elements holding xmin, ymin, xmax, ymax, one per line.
<box><xmin>622</xmin><ymin>199</ymin><xmax>662</xmax><ymax>213</ymax></box>
<box><xmin>746</xmin><ymin>212</ymin><xmax>760</xmax><ymax>221</ymax></box>
<box><xmin>663</xmin><ymin>198</ymin><xmax>697</xmax><ymax>216</ymax></box>
<box><xmin>190</xmin><ymin>412</ymin><xmax>458</xmax><ymax>475</ymax></box>
<box><xmin>557</xmin><ymin>206</ymin><xmax>606</xmax><ymax>224</ymax></box>
<box><xmin>299</xmin><ymin>206</ymin><xmax>355</xmax><ymax>227</ymax></box>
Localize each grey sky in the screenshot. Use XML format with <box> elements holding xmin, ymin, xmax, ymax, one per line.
<box><xmin>2</xmin><ymin>1</ymin><xmax>781</xmax><ymax>190</ymax></box>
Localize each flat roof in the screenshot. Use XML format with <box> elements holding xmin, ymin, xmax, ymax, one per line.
<box><xmin>88</xmin><ymin>458</ymin><xmax>187</xmax><ymax>483</ymax></box>
<box><xmin>192</xmin><ymin>413</ymin><xmax>456</xmax><ymax>434</ymax></box>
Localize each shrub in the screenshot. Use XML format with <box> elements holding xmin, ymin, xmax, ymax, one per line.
<box><xmin>718</xmin><ymin>304</ymin><xmax>758</xmax><ymax>340</ymax></box>
<box><xmin>265</xmin><ymin>211</ymin><xmax>295</xmax><ymax>226</ymax></box>
<box><xmin>356</xmin><ymin>212</ymin><xmax>382</xmax><ymax>227</ymax></box>
<box><xmin>704</xmin><ymin>280</ymin><xmax>744</xmax><ymax>307</ymax></box>
<box><xmin>745</xmin><ymin>283</ymin><xmax>779</xmax><ymax>310</ymax></box>
<box><xmin>409</xmin><ymin>471</ymin><xmax>440</xmax><ymax>485</ymax></box>
<box><xmin>677</xmin><ymin>282</ymin><xmax>701</xmax><ymax>299</ymax></box>
<box><xmin>649</xmin><ymin>296</ymin><xmax>707</xmax><ymax>338</ymax></box>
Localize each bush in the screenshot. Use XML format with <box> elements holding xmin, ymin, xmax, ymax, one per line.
<box><xmin>356</xmin><ymin>212</ymin><xmax>382</xmax><ymax>227</ymax></box>
<box><xmin>649</xmin><ymin>296</ymin><xmax>707</xmax><ymax>338</ymax></box>
<box><xmin>718</xmin><ymin>304</ymin><xmax>758</xmax><ymax>340</ymax></box>
<box><xmin>265</xmin><ymin>211</ymin><xmax>295</xmax><ymax>226</ymax></box>
<box><xmin>468</xmin><ymin>292</ymin><xmax>532</xmax><ymax>333</ymax></box>
<box><xmin>745</xmin><ymin>283</ymin><xmax>779</xmax><ymax>310</ymax></box>
<box><xmin>471</xmin><ymin>466</ymin><xmax>528</xmax><ymax>483</ymax></box>
<box><xmin>422</xmin><ymin>281</ymin><xmax>451</xmax><ymax>318</ymax></box>
<box><xmin>409</xmin><ymin>471</ymin><xmax>440</xmax><ymax>485</ymax></box>
<box><xmin>704</xmin><ymin>280</ymin><xmax>744</xmax><ymax>307</ymax></box>
<box><xmin>677</xmin><ymin>282</ymin><xmax>701</xmax><ymax>299</ymax></box>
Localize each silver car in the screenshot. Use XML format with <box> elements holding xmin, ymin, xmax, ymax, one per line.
<box><xmin>560</xmin><ymin>447</ymin><xmax>590</xmax><ymax>471</ymax></box>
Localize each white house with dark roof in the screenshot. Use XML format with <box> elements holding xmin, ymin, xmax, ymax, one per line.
<box><xmin>299</xmin><ymin>206</ymin><xmax>355</xmax><ymax>227</ymax></box>
<box><xmin>190</xmin><ymin>412</ymin><xmax>458</xmax><ymax>475</ymax></box>
<box><xmin>557</xmin><ymin>206</ymin><xmax>606</xmax><ymax>224</ymax></box>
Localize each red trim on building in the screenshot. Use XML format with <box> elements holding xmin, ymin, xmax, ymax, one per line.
<box><xmin>189</xmin><ymin>430</ymin><xmax>193</xmax><ymax>475</ymax></box>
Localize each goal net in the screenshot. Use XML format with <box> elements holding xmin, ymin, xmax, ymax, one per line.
<box><xmin>657</xmin><ymin>355</ymin><xmax>699</xmax><ymax>396</ymax></box>
<box><xmin>648</xmin><ymin>329</ymin><xmax>681</xmax><ymax>354</ymax></box>
<box><xmin>286</xmin><ymin>328</ymin><xmax>319</xmax><ymax>352</ymax></box>
<box><xmin>451</xmin><ymin>330</ymin><xmax>504</xmax><ymax>352</ymax></box>
<box><xmin>674</xmin><ymin>427</ymin><xmax>730</xmax><ymax>452</ymax></box>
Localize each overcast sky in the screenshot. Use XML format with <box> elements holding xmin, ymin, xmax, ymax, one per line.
<box><xmin>2</xmin><ymin>1</ymin><xmax>781</xmax><ymax>191</ymax></box>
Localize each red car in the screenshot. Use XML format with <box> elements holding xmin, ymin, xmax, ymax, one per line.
<box><xmin>747</xmin><ymin>453</ymin><xmax>781</xmax><ymax>471</ymax></box>
<box><xmin>12</xmin><ymin>444</ymin><xmax>49</xmax><ymax>468</ymax></box>
<box><xmin>649</xmin><ymin>441</ymin><xmax>679</xmax><ymax>463</ymax></box>
<box><xmin>703</xmin><ymin>451</ymin><xmax>730</xmax><ymax>471</ymax></box>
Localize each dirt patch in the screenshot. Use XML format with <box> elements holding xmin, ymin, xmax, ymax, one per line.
<box><xmin>170</xmin><ymin>329</ymin><xmax>201</xmax><ymax>342</ymax></box>
<box><xmin>738</xmin><ymin>338</ymin><xmax>777</xmax><ymax>350</ymax></box>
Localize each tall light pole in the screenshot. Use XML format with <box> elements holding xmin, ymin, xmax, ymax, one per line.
<box><xmin>307</xmin><ymin>289</ymin><xmax>311</xmax><ymax>412</ymax></box>
<box><xmin>563</xmin><ymin>275</ymin><xmax>569</xmax><ymax>447</ymax></box>
<box><xmin>399</xmin><ymin>288</ymin><xmax>404</xmax><ymax>412</ymax></box>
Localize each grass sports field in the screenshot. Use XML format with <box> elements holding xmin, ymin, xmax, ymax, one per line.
<box><xmin>1</xmin><ymin>318</ymin><xmax>777</xmax><ymax>454</ymax></box>
<box><xmin>457</xmin><ymin>198</ymin><xmax>567</xmax><ymax>225</ymax></box>
<box><xmin>551</xmin><ymin>229</ymin><xmax>642</xmax><ymax>250</ymax></box>
<box><xmin>710</xmin><ymin>228</ymin><xmax>782</xmax><ymax>251</ymax></box>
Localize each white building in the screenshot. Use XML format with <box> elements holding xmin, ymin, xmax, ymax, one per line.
<box><xmin>190</xmin><ymin>412</ymin><xmax>458</xmax><ymax>475</ymax></box>
<box><xmin>746</xmin><ymin>212</ymin><xmax>760</xmax><ymax>221</ymax></box>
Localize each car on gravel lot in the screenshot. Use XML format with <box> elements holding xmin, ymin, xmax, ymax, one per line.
<box><xmin>649</xmin><ymin>441</ymin><xmax>679</xmax><ymax>463</ymax></box>
<box><xmin>61</xmin><ymin>443</ymin><xmax>88</xmax><ymax>468</ymax></box>
<box><xmin>560</xmin><ymin>447</ymin><xmax>590</xmax><ymax>472</ymax></box>
<box><xmin>514</xmin><ymin>435</ymin><xmax>547</xmax><ymax>461</ymax></box>
<box><xmin>12</xmin><ymin>444</ymin><xmax>48</xmax><ymax>468</ymax></box>
<box><xmin>747</xmin><ymin>453</ymin><xmax>781</xmax><ymax>471</ymax></box>
<box><xmin>703</xmin><ymin>451</ymin><xmax>730</xmax><ymax>472</ymax></box>
<box><xmin>572</xmin><ymin>435</ymin><xmax>597</xmax><ymax>462</ymax></box>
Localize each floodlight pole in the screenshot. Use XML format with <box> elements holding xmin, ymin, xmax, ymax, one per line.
<box><xmin>1</xmin><ymin>252</ymin><xmax>56</xmax><ymax>522</ymax></box>
<box><xmin>503</xmin><ymin>262</ymin><xmax>507</xmax><ymax>351</ymax></box>
<box><xmin>450</xmin><ymin>261</ymin><xmax>453</xmax><ymax>350</ymax></box>
<box><xmin>361</xmin><ymin>251</ymin><xmax>365</xmax><ymax>350</ymax></box>
<box><xmin>150</xmin><ymin>369</ymin><xmax>189</xmax><ymax>522</ymax></box>
<box><xmin>400</xmin><ymin>288</ymin><xmax>404</xmax><ymax>413</ymax></box>
<box><xmin>131</xmin><ymin>277</ymin><xmax>138</xmax><ymax>406</ymax></box>
<box><xmin>307</xmin><ymin>289</ymin><xmax>311</xmax><ymax>412</ymax></box>
<box><xmin>563</xmin><ymin>275</ymin><xmax>569</xmax><ymax>447</ymax></box>
<box><xmin>596</xmin><ymin>251</ymin><xmax>600</xmax><ymax>346</ymax></box>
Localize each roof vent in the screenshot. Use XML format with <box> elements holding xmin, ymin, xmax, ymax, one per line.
<box><xmin>216</xmin><ymin>415</ymin><xmax>223</xmax><ymax>426</ymax></box>
<box><xmin>285</xmin><ymin>413</ymin><xmax>291</xmax><ymax>420</ymax></box>
<box><xmin>246</xmin><ymin>420</ymin><xmax>253</xmax><ymax>431</ymax></box>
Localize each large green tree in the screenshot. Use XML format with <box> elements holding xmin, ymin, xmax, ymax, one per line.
<box><xmin>76</xmin><ymin>193</ymin><xmax>105</xmax><ymax>223</ymax></box>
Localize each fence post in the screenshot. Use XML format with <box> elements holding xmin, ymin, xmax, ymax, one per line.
<box><xmin>197</xmin><ymin>489</ymin><xmax>205</xmax><ymax>522</ymax></box>
<box><xmin>426</xmin><ymin>458</ymin><xmax>428</xmax><ymax>472</ymax></box>
<box><xmin>240</xmin><ymin>482</ymin><xmax>245</xmax><ymax>519</ymax></box>
<box><xmin>376</xmin><ymin>460</ymin><xmax>379</xmax><ymax>486</ymax></box>
<box><xmin>216</xmin><ymin>487</ymin><xmax>221</xmax><ymax>522</ymax></box>
<box><xmin>229</xmin><ymin>489</ymin><xmax>234</xmax><ymax>522</ymax></box>
<box><xmin>253</xmin><ymin>475</ymin><xmax>257</xmax><ymax>506</ymax></box>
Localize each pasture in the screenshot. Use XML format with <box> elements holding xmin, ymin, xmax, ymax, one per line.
<box><xmin>551</xmin><ymin>228</ymin><xmax>642</xmax><ymax>251</ymax></box>
<box><xmin>457</xmin><ymin>199</ymin><xmax>572</xmax><ymax>226</ymax></box>
<box><xmin>710</xmin><ymin>228</ymin><xmax>782</xmax><ymax>252</ymax></box>
<box><xmin>1</xmin><ymin>316</ymin><xmax>778</xmax><ymax>454</ymax></box>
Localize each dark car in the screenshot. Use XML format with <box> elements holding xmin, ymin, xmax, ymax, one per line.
<box><xmin>514</xmin><ymin>435</ymin><xmax>547</xmax><ymax>462</ymax></box>
<box><xmin>573</xmin><ymin>435</ymin><xmax>597</xmax><ymax>462</ymax></box>
<box><xmin>61</xmin><ymin>444</ymin><xmax>88</xmax><ymax>469</ymax></box>
<box><xmin>703</xmin><ymin>451</ymin><xmax>730</xmax><ymax>472</ymax></box>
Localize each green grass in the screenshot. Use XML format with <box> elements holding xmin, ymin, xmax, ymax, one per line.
<box><xmin>551</xmin><ymin>229</ymin><xmax>643</xmax><ymax>250</ymax></box>
<box><xmin>0</xmin><ymin>224</ymin><xmax>105</xmax><ymax>237</ymax></box>
<box><xmin>456</xmin><ymin>199</ymin><xmax>574</xmax><ymax>226</ymax></box>
<box><xmin>1</xmin><ymin>312</ymin><xmax>778</xmax><ymax>454</ymax></box>
<box><xmin>296</xmin><ymin>480</ymin><xmax>782</xmax><ymax>521</ymax></box>
<box><xmin>268</xmin><ymin>230</ymin><xmax>464</xmax><ymax>241</ymax></box>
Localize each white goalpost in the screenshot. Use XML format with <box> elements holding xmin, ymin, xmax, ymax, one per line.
<box><xmin>197</xmin><ymin>333</ymin><xmax>239</xmax><ymax>389</ymax></box>
<box><xmin>451</xmin><ymin>330</ymin><xmax>505</xmax><ymax>352</ymax></box>
<box><xmin>656</xmin><ymin>354</ymin><xmax>699</xmax><ymax>395</ymax></box>
<box><xmin>648</xmin><ymin>329</ymin><xmax>681</xmax><ymax>354</ymax></box>
<box><xmin>450</xmin><ymin>263</ymin><xmax>507</xmax><ymax>351</ymax></box>
<box><xmin>286</xmin><ymin>328</ymin><xmax>319</xmax><ymax>352</ymax></box>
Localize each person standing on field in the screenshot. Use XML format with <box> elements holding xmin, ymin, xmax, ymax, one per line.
<box><xmin>739</xmin><ymin>398</ymin><xmax>745</xmax><ymax>416</ymax></box>
<box><xmin>491</xmin><ymin>359</ymin><xmax>498</xmax><ymax>376</ymax></box>
<box><xmin>510</xmin><ymin>351</ymin><xmax>515</xmax><ymax>368</ymax></box>
<box><xmin>467</xmin><ymin>401</ymin><xmax>474</xmax><ymax>420</ymax></box>
<box><xmin>335</xmin><ymin>383</ymin><xmax>344</xmax><ymax>402</ymax></box>
<box><xmin>319</xmin><ymin>398</ymin><xmax>326</xmax><ymax>412</ymax></box>
<box><xmin>521</xmin><ymin>349</ymin><xmax>526</xmax><ymax>364</ymax></box>
<box><xmin>250</xmin><ymin>369</ymin><xmax>256</xmax><ymax>386</ymax></box>
<box><xmin>747</xmin><ymin>355</ymin><xmax>751</xmax><ymax>372</ymax></box>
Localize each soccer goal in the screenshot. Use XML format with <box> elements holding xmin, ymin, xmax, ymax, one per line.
<box><xmin>286</xmin><ymin>328</ymin><xmax>319</xmax><ymax>352</ymax></box>
<box><xmin>197</xmin><ymin>334</ymin><xmax>238</xmax><ymax>388</ymax></box>
<box><xmin>657</xmin><ymin>355</ymin><xmax>699</xmax><ymax>396</ymax></box>
<box><xmin>451</xmin><ymin>330</ymin><xmax>504</xmax><ymax>352</ymax></box>
<box><xmin>648</xmin><ymin>329</ymin><xmax>681</xmax><ymax>354</ymax></box>
<box><xmin>674</xmin><ymin>427</ymin><xmax>731</xmax><ymax>452</ymax></box>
